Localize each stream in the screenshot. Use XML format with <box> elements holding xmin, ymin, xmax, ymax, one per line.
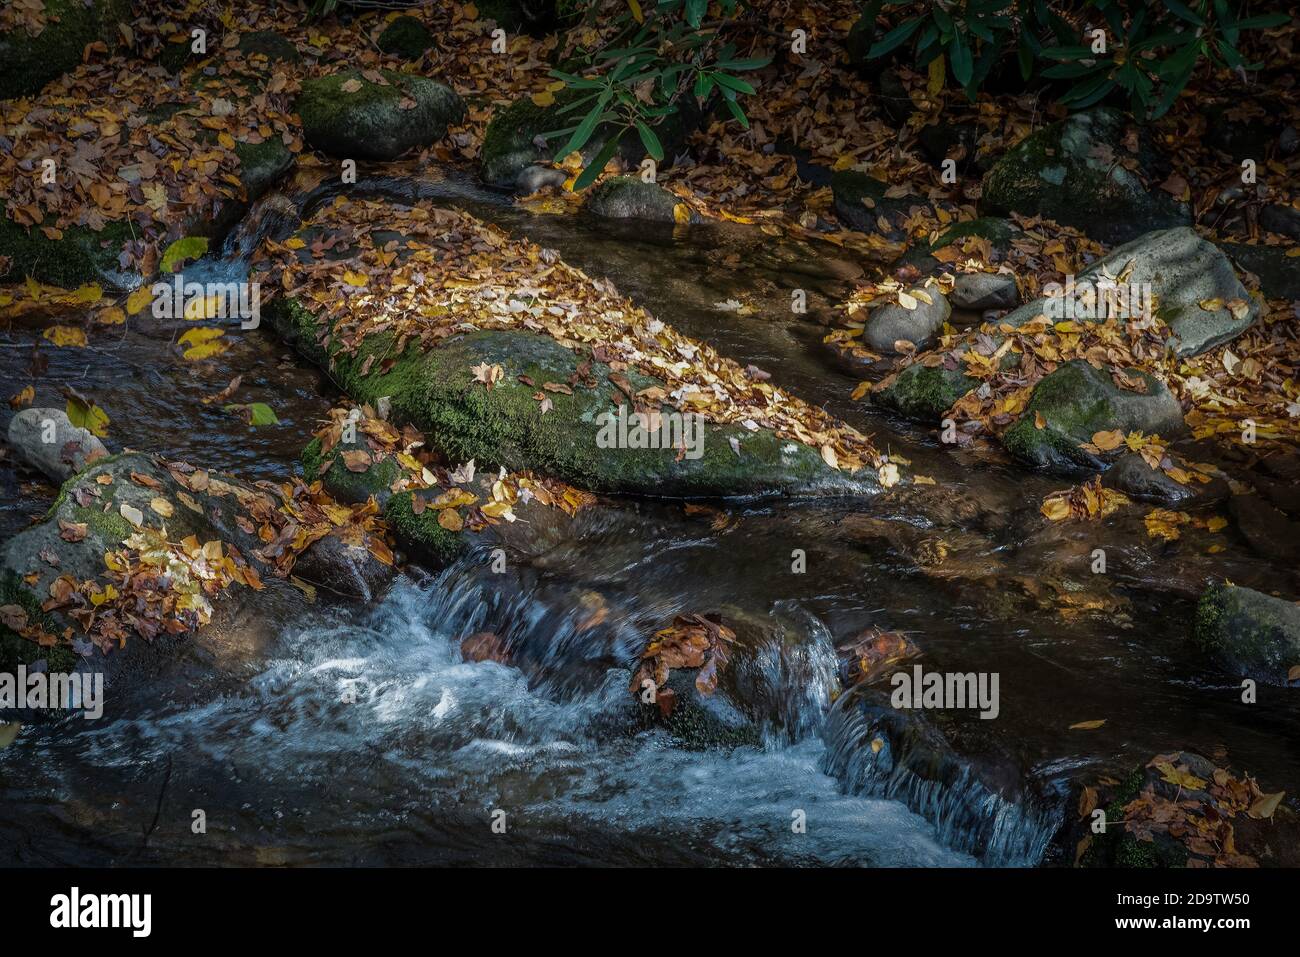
<box><xmin>2</xmin><ymin>169</ymin><xmax>1298</xmax><ymax>867</ymax></box>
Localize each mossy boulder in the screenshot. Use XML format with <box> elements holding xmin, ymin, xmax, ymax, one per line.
<box><xmin>377</xmin><ymin>16</ymin><xmax>433</xmax><ymax>59</ymax></box>
<box><xmin>585</xmin><ymin>176</ymin><xmax>684</xmax><ymax>223</ymax></box>
<box><xmin>1002</xmin><ymin>360</ymin><xmax>1185</xmax><ymax>474</ymax></box>
<box><xmin>270</xmin><ymin>298</ymin><xmax>879</xmax><ymax>498</ymax></box>
<box><xmin>296</xmin><ymin>69</ymin><xmax>465</xmax><ymax>161</ymax></box>
<box><xmin>0</xmin><ymin>216</ymin><xmax>137</xmax><ymax>289</ymax></box>
<box><xmin>480</xmin><ymin>88</ymin><xmax>697</xmax><ymax>189</ymax></box>
<box><xmin>875</xmin><ymin>363</ymin><xmax>981</xmax><ymax>424</ymax></box>
<box><xmin>980</xmin><ymin>108</ymin><xmax>1191</xmax><ymax>245</ymax></box>
<box><xmin>831</xmin><ymin>169</ymin><xmax>916</xmax><ymax>236</ymax></box>
<box><xmin>1194</xmin><ymin>584</ymin><xmax>1300</xmax><ymax>686</ymax></box>
<box><xmin>0</xmin><ymin>0</ymin><xmax>130</xmax><ymax>99</ymax></box>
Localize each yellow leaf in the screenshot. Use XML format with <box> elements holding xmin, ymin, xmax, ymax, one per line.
<box><xmin>927</xmin><ymin>54</ymin><xmax>946</xmax><ymax>96</ymax></box>
<box><xmin>627</xmin><ymin>0</ymin><xmax>644</xmax><ymax>23</ymax></box>
<box><xmin>126</xmin><ymin>286</ymin><xmax>154</xmax><ymax>315</ymax></box>
<box><xmin>179</xmin><ymin>326</ymin><xmax>228</xmax><ymax>360</ymax></box>
<box><xmin>43</xmin><ymin>325</ymin><xmax>87</xmax><ymax>347</ymax></box>
<box><xmin>438</xmin><ymin>508</ymin><xmax>463</xmax><ymax>532</ymax></box>
<box><xmin>1069</xmin><ymin>719</ymin><xmax>1107</xmax><ymax>730</ymax></box>
<box><xmin>530</xmin><ymin>89</ymin><xmax>555</xmax><ymax>107</ymax></box>
<box><xmin>672</xmin><ymin>203</ymin><xmax>691</xmax><ymax>224</ymax></box>
<box><xmin>342</xmin><ymin>270</ymin><xmax>368</xmax><ymax>287</ymax></box>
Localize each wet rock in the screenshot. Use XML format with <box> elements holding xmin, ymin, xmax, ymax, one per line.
<box><xmin>1002</xmin><ymin>360</ymin><xmax>1186</xmax><ymax>474</ymax></box>
<box><xmin>1251</xmin><ymin>473</ymin><xmax>1300</xmax><ymax>518</ymax></box>
<box><xmin>1101</xmin><ymin>452</ymin><xmax>1228</xmax><ymax>508</ymax></box>
<box><xmin>0</xmin><ymin>0</ymin><xmax>130</xmax><ymax>98</ymax></box>
<box><xmin>1194</xmin><ymin>584</ymin><xmax>1300</xmax><ymax>685</ymax></box>
<box><xmin>6</xmin><ymin>409</ymin><xmax>109</xmax><ymax>483</ymax></box>
<box><xmin>874</xmin><ymin>362</ymin><xmax>980</xmax><ymax>424</ymax></box>
<box><xmin>1229</xmin><ymin>495</ymin><xmax>1300</xmax><ymax>562</ymax></box>
<box><xmin>0</xmin><ymin>217</ymin><xmax>138</xmax><ymax>290</ymax></box>
<box><xmin>1258</xmin><ymin>450</ymin><xmax>1300</xmax><ymax>482</ymax></box>
<box><xmin>980</xmin><ymin>107</ymin><xmax>1191</xmax><ymax>244</ymax></box>
<box><xmin>376</xmin><ymin>15</ymin><xmax>433</xmax><ymax>59</ymax></box>
<box><xmin>1003</xmin><ymin>227</ymin><xmax>1260</xmax><ymax>357</ymax></box>
<box><xmin>950</xmin><ymin>272</ymin><xmax>1018</xmax><ymax>311</ymax></box>
<box><xmin>296</xmin><ymin>69</ymin><xmax>465</xmax><ymax>161</ymax></box>
<box><xmin>863</xmin><ymin>287</ymin><xmax>952</xmax><ymax>353</ymax></box>
<box><xmin>585</xmin><ymin>176</ymin><xmax>684</xmax><ymax>223</ymax></box>
<box><xmin>292</xmin><ymin>534</ymin><xmax>394</xmax><ymax>602</ymax></box>
<box><xmin>515</xmin><ymin>165</ymin><xmax>568</xmax><ymax>194</ymax></box>
<box><xmin>832</xmin><ymin>169</ymin><xmax>915</xmax><ymax>235</ymax></box>
<box><xmin>1223</xmin><ymin>242</ymin><xmax>1300</xmax><ymax>301</ymax></box>
<box><xmin>1259</xmin><ymin>203</ymin><xmax>1300</xmax><ymax>241</ymax></box>
<box><xmin>480</xmin><ymin>88</ymin><xmax>696</xmax><ymax>189</ymax></box>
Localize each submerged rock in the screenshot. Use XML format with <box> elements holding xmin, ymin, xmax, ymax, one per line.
<box><xmin>1102</xmin><ymin>452</ymin><xmax>1228</xmax><ymax>508</ymax></box>
<box><xmin>1229</xmin><ymin>494</ymin><xmax>1300</xmax><ymax>563</ymax></box>
<box><xmin>6</xmin><ymin>409</ymin><xmax>109</xmax><ymax>483</ymax></box>
<box><xmin>980</xmin><ymin>107</ymin><xmax>1191</xmax><ymax>244</ymax></box>
<box><xmin>585</xmin><ymin>176</ymin><xmax>684</xmax><ymax>223</ymax></box>
<box><xmin>296</xmin><ymin>69</ymin><xmax>465</xmax><ymax>161</ymax></box>
<box><xmin>1002</xmin><ymin>360</ymin><xmax>1185</xmax><ymax>474</ymax></box>
<box><xmin>1194</xmin><ymin>584</ymin><xmax>1300</xmax><ymax>685</ymax></box>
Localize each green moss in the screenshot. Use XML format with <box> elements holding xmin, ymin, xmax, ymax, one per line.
<box><xmin>377</xmin><ymin>16</ymin><xmax>432</xmax><ymax>59</ymax></box>
<box><xmin>0</xmin><ymin>217</ymin><xmax>135</xmax><ymax>287</ymax></box>
<box><xmin>0</xmin><ymin>572</ymin><xmax>77</xmax><ymax>674</ymax></box>
<box><xmin>301</xmin><ymin>437</ymin><xmax>326</xmax><ymax>483</ymax></box>
<box><xmin>296</xmin><ymin>69</ymin><xmax>464</xmax><ymax>161</ymax></box>
<box><xmin>876</xmin><ymin>364</ymin><xmax>978</xmax><ymax>423</ymax></box>
<box><xmin>0</xmin><ymin>0</ymin><xmax>130</xmax><ymax>99</ymax></box>
<box><xmin>233</xmin><ymin>139</ymin><xmax>294</xmax><ymax>199</ymax></box>
<box><xmin>480</xmin><ymin>90</ymin><xmax>580</xmax><ymax>187</ymax></box>
<box><xmin>69</xmin><ymin>503</ymin><xmax>132</xmax><ymax>543</ymax></box>
<box><xmin>1115</xmin><ymin>837</ymin><xmax>1161</xmax><ymax>868</ymax></box>
<box><xmin>383</xmin><ymin>491</ymin><xmax>467</xmax><ymax>566</ymax></box>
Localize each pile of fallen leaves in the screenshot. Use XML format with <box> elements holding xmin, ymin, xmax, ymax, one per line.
<box><xmin>1080</xmin><ymin>753</ymin><xmax>1288</xmax><ymax>868</ymax></box>
<box><xmin>313</xmin><ymin>403</ymin><xmax>595</xmax><ymax>532</ymax></box>
<box><xmin>1040</xmin><ymin>476</ymin><xmax>1131</xmax><ymax>523</ymax></box>
<box><xmin>4</xmin><ymin>455</ymin><xmax>389</xmax><ymax>654</ymax></box>
<box><xmin>631</xmin><ymin>613</ymin><xmax>736</xmax><ymax>717</ymax></box>
<box><xmin>256</xmin><ymin>196</ymin><xmax>884</xmax><ymax>473</ymax></box>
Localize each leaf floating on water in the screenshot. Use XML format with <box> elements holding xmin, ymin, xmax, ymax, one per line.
<box><xmin>1247</xmin><ymin>790</ymin><xmax>1285</xmax><ymax>820</ymax></box>
<box><xmin>179</xmin><ymin>326</ymin><xmax>227</xmax><ymax>360</ymax></box>
<box><xmin>160</xmin><ymin>236</ymin><xmax>209</xmax><ymax>274</ymax></box>
<box><xmin>0</xmin><ymin>723</ymin><xmax>20</xmax><ymax>750</ymax></box>
<box><xmin>64</xmin><ymin>389</ymin><xmax>109</xmax><ymax>438</ymax></box>
<box><xmin>44</xmin><ymin>325</ymin><xmax>87</xmax><ymax>348</ymax></box>
<box><xmin>1069</xmin><ymin>719</ymin><xmax>1107</xmax><ymax>730</ymax></box>
<box><xmin>224</xmin><ymin>402</ymin><xmax>280</xmax><ymax>427</ymax></box>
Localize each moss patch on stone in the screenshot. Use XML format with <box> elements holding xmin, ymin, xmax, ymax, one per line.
<box><xmin>296</xmin><ymin>69</ymin><xmax>465</xmax><ymax>161</ymax></box>
<box><xmin>875</xmin><ymin>364</ymin><xmax>978</xmax><ymax>423</ymax></box>
<box><xmin>0</xmin><ymin>572</ymin><xmax>77</xmax><ymax>674</ymax></box>
<box><xmin>0</xmin><ymin>0</ymin><xmax>130</xmax><ymax>98</ymax></box>
<box><xmin>377</xmin><ymin>16</ymin><xmax>433</xmax><ymax>59</ymax></box>
<box><xmin>0</xmin><ymin>216</ymin><xmax>135</xmax><ymax>287</ymax></box>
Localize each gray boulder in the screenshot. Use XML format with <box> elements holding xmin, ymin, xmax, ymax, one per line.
<box><xmin>950</xmin><ymin>272</ymin><xmax>1018</xmax><ymax>311</ymax></box>
<box><xmin>585</xmin><ymin>176</ymin><xmax>684</xmax><ymax>223</ymax></box>
<box><xmin>864</xmin><ymin>288</ymin><xmax>951</xmax><ymax>353</ymax></box>
<box><xmin>7</xmin><ymin>408</ymin><xmax>109</xmax><ymax>483</ymax></box>
<box><xmin>1102</xmin><ymin>452</ymin><xmax>1228</xmax><ymax>508</ymax></box>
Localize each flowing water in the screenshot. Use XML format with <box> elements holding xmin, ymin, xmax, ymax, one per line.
<box><xmin>2</xmin><ymin>170</ymin><xmax>1298</xmax><ymax>866</ymax></box>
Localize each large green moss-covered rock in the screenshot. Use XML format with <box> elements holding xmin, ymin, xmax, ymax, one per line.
<box><xmin>296</xmin><ymin>69</ymin><xmax>465</xmax><ymax>161</ymax></box>
<box><xmin>0</xmin><ymin>217</ymin><xmax>136</xmax><ymax>288</ymax></box>
<box><xmin>981</xmin><ymin>108</ymin><xmax>1191</xmax><ymax>244</ymax></box>
<box><xmin>270</xmin><ymin>297</ymin><xmax>879</xmax><ymax>499</ymax></box>
<box><xmin>376</xmin><ymin>16</ymin><xmax>433</xmax><ymax>60</ymax></box>
<box><xmin>1001</xmin><ymin>360</ymin><xmax>1185</xmax><ymax>473</ymax></box>
<box><xmin>1193</xmin><ymin>584</ymin><xmax>1300</xmax><ymax>686</ymax></box>
<box><xmin>0</xmin><ymin>0</ymin><xmax>130</xmax><ymax>99</ymax></box>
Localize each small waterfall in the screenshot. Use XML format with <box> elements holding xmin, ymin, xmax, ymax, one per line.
<box><xmin>821</xmin><ymin>692</ymin><xmax>1063</xmax><ymax>866</ymax></box>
